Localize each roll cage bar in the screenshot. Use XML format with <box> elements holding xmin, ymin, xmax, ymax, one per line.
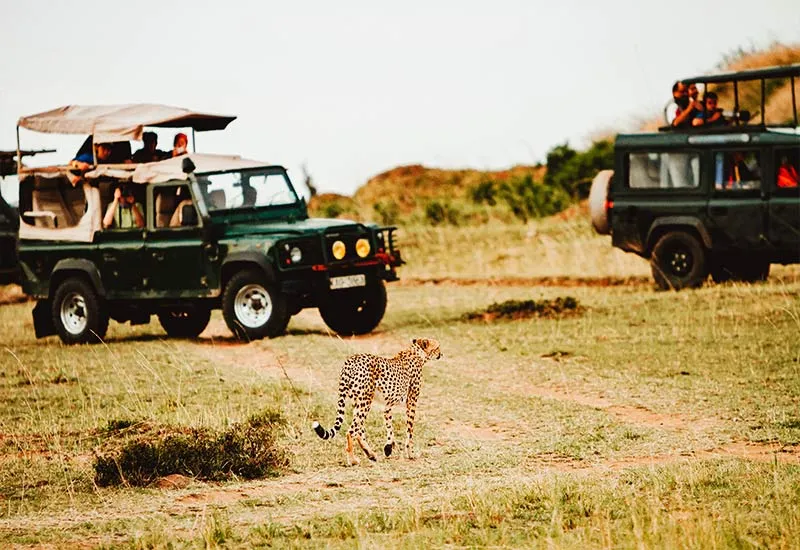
<box><xmin>679</xmin><ymin>63</ymin><xmax>800</xmax><ymax>129</ymax></box>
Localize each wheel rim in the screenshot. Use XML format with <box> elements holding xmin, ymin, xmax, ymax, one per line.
<box><xmin>60</xmin><ymin>292</ymin><xmax>88</xmax><ymax>335</ymax></box>
<box><xmin>234</xmin><ymin>284</ymin><xmax>272</xmax><ymax>328</ymax></box>
<box><xmin>666</xmin><ymin>246</ymin><xmax>693</xmax><ymax>277</ymax></box>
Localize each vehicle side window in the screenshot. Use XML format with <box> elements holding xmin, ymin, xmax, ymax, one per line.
<box><xmin>628</xmin><ymin>152</ymin><xmax>700</xmax><ymax>189</ymax></box>
<box><xmin>154</xmin><ymin>184</ymin><xmax>198</xmax><ymax>228</ymax></box>
<box><xmin>774</xmin><ymin>148</ymin><xmax>799</xmax><ymax>196</ymax></box>
<box><xmin>714</xmin><ymin>150</ymin><xmax>761</xmax><ymax>191</ymax></box>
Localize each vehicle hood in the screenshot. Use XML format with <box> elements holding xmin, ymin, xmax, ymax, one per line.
<box><xmin>217</xmin><ymin>217</ymin><xmax>370</xmax><ymax>239</ymax></box>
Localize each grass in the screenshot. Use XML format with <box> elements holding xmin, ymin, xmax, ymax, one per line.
<box><xmin>0</xmin><ymin>271</ymin><xmax>799</xmax><ymax>547</ymax></box>
<box><xmin>1</xmin><ymin>211</ymin><xmax>800</xmax><ymax>546</ymax></box>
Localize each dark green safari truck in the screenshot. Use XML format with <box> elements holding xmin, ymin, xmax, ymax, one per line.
<box><xmin>11</xmin><ymin>104</ymin><xmax>402</xmax><ymax>344</ymax></box>
<box><xmin>590</xmin><ymin>64</ymin><xmax>800</xmax><ymax>289</ymax></box>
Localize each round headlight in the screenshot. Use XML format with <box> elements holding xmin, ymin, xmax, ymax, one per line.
<box><xmin>289</xmin><ymin>246</ymin><xmax>302</xmax><ymax>263</ymax></box>
<box><xmin>355</xmin><ymin>238</ymin><xmax>371</xmax><ymax>258</ymax></box>
<box><xmin>332</xmin><ymin>240</ymin><xmax>346</xmax><ymax>260</ymax></box>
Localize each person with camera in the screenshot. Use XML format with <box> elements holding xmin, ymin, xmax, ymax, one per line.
<box><xmin>103</xmin><ymin>184</ymin><xmax>145</xmax><ymax>229</ymax></box>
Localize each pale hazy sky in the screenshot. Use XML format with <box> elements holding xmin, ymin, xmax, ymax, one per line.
<box><xmin>1</xmin><ymin>0</ymin><xmax>798</xmax><ymax>196</ymax></box>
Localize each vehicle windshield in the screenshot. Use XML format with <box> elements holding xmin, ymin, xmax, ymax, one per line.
<box><xmin>197</xmin><ymin>168</ymin><xmax>299</xmax><ymax>212</ymax></box>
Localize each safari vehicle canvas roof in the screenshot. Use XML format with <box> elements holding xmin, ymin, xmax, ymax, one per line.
<box><xmin>18</xmin><ymin>104</ymin><xmax>236</xmax><ymax>143</ymax></box>
<box><xmin>88</xmin><ymin>153</ymin><xmax>271</xmax><ymax>184</ymax></box>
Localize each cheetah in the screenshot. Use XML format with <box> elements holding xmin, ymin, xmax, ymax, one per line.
<box><xmin>312</xmin><ymin>338</ymin><xmax>442</xmax><ymax>465</ymax></box>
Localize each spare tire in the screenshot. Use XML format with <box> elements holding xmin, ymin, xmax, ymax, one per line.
<box><xmin>589</xmin><ymin>170</ymin><xmax>613</xmax><ymax>235</ymax></box>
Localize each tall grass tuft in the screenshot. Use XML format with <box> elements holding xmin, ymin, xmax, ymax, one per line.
<box><xmin>93</xmin><ymin>409</ymin><xmax>288</xmax><ymax>487</ymax></box>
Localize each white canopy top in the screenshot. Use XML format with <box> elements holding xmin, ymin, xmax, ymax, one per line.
<box><xmin>18</xmin><ymin>104</ymin><xmax>236</xmax><ymax>143</ymax></box>
<box><xmin>83</xmin><ymin>153</ymin><xmax>271</xmax><ymax>184</ymax></box>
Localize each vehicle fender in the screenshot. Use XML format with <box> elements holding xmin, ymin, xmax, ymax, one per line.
<box><xmin>221</xmin><ymin>251</ymin><xmax>277</xmax><ymax>286</ymax></box>
<box><xmin>51</xmin><ymin>258</ymin><xmax>106</xmax><ymax>297</ymax></box>
<box><xmin>646</xmin><ymin>217</ymin><xmax>712</xmax><ymax>252</ymax></box>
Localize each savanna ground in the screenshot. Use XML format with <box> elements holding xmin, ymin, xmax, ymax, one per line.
<box><xmin>1</xmin><ymin>219</ymin><xmax>800</xmax><ymax>548</ymax></box>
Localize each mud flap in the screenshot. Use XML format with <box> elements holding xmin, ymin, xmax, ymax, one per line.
<box><xmin>32</xmin><ymin>300</ymin><xmax>56</xmax><ymax>338</ymax></box>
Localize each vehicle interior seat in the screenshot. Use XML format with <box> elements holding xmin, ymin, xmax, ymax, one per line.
<box><xmin>208</xmin><ymin>189</ymin><xmax>226</xmax><ymax>209</ymax></box>
<box><xmin>155</xmin><ymin>191</ymin><xmax>177</xmax><ymax>228</ymax></box>
<box><xmin>169</xmin><ymin>199</ymin><xmax>195</xmax><ymax>227</ymax></box>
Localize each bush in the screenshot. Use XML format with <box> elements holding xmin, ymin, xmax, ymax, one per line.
<box><xmin>424</xmin><ymin>200</ymin><xmax>461</xmax><ymax>226</ymax></box>
<box><xmin>465</xmin><ymin>297</ymin><xmax>582</xmax><ymax>321</ymax></box>
<box><xmin>544</xmin><ymin>140</ymin><xmax>614</xmax><ymax>199</ymax></box>
<box><xmin>94</xmin><ymin>411</ymin><xmax>288</xmax><ymax>487</ymax></box>
<box><xmin>373</xmin><ymin>201</ymin><xmax>400</xmax><ymax>225</ymax></box>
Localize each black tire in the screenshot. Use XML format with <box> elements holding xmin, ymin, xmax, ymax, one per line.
<box><xmin>157</xmin><ymin>306</ymin><xmax>211</xmax><ymax>338</ymax></box>
<box><xmin>51</xmin><ymin>277</ymin><xmax>109</xmax><ymax>344</ymax></box>
<box><xmin>222</xmin><ymin>269</ymin><xmax>289</xmax><ymax>340</ymax></box>
<box><xmin>650</xmin><ymin>232</ymin><xmax>708</xmax><ymax>290</ymax></box>
<box><xmin>319</xmin><ymin>280</ymin><xmax>387</xmax><ymax>336</ymax></box>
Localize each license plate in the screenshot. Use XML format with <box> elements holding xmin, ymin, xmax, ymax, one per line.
<box><xmin>330</xmin><ymin>274</ymin><xmax>366</xmax><ymax>290</ymax></box>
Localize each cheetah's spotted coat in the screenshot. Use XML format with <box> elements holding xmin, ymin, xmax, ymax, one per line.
<box><xmin>313</xmin><ymin>338</ymin><xmax>442</xmax><ymax>465</ymax></box>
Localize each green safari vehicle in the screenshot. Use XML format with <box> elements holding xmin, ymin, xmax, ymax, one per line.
<box><xmin>11</xmin><ymin>104</ymin><xmax>403</xmax><ymax>344</ymax></box>
<box><xmin>590</xmin><ymin>64</ymin><xmax>800</xmax><ymax>289</ymax></box>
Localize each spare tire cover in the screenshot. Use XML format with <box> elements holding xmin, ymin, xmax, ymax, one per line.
<box><xmin>589</xmin><ymin>170</ymin><xmax>613</xmax><ymax>235</ymax></box>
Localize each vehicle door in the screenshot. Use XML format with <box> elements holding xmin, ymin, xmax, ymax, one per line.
<box><xmin>705</xmin><ymin>148</ymin><xmax>767</xmax><ymax>251</ymax></box>
<box><xmin>766</xmin><ymin>147</ymin><xmax>800</xmax><ymax>257</ymax></box>
<box><xmin>612</xmin><ymin>148</ymin><xmax>704</xmax><ymax>254</ymax></box>
<box><xmin>92</xmin><ymin>213</ymin><xmax>147</xmax><ymax>298</ymax></box>
<box><xmin>144</xmin><ymin>183</ymin><xmax>221</xmax><ymax>297</ymax></box>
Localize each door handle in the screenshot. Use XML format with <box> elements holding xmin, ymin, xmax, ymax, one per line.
<box><xmin>152</xmin><ymin>250</ymin><xmax>166</xmax><ymax>261</ymax></box>
<box><xmin>102</xmin><ymin>253</ymin><xmax>117</xmax><ymax>262</ymax></box>
<box><xmin>710</xmin><ymin>206</ymin><xmax>728</xmax><ymax>215</ymax></box>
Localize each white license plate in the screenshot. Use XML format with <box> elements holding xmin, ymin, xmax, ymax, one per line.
<box><xmin>330</xmin><ymin>274</ymin><xmax>366</xmax><ymax>290</ymax></box>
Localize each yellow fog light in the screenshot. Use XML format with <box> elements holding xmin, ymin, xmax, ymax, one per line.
<box><xmin>355</xmin><ymin>238</ymin><xmax>371</xmax><ymax>258</ymax></box>
<box><xmin>332</xmin><ymin>240</ymin><xmax>346</xmax><ymax>260</ymax></box>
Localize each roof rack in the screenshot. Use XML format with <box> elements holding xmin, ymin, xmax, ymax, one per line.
<box><xmin>680</xmin><ymin>63</ymin><xmax>800</xmax><ymax>128</ymax></box>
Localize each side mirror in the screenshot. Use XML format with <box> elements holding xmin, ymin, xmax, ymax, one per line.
<box><xmin>181</xmin><ymin>204</ymin><xmax>198</xmax><ymax>226</ymax></box>
<box><xmin>181</xmin><ymin>157</ymin><xmax>196</xmax><ymax>174</ymax></box>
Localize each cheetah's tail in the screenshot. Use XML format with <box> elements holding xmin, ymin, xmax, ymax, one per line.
<box><xmin>312</xmin><ymin>394</ymin><xmax>346</xmax><ymax>440</ymax></box>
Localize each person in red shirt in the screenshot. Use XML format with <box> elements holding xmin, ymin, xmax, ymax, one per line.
<box><xmin>777</xmin><ymin>156</ymin><xmax>798</xmax><ymax>188</ymax></box>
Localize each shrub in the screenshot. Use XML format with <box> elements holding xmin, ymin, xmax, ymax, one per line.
<box><xmin>373</xmin><ymin>201</ymin><xmax>400</xmax><ymax>225</ymax></box>
<box><xmin>465</xmin><ymin>297</ymin><xmax>582</xmax><ymax>321</ymax></box>
<box><xmin>94</xmin><ymin>411</ymin><xmax>288</xmax><ymax>487</ymax></box>
<box><xmin>424</xmin><ymin>200</ymin><xmax>461</xmax><ymax>226</ymax></box>
<box><xmin>544</xmin><ymin>140</ymin><xmax>614</xmax><ymax>199</ymax></box>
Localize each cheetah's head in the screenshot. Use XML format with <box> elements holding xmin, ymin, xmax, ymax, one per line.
<box><xmin>412</xmin><ymin>338</ymin><xmax>442</xmax><ymax>360</ymax></box>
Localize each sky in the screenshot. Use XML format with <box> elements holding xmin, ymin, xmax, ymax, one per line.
<box><xmin>0</xmin><ymin>0</ymin><xmax>798</xmax><ymax>197</ymax></box>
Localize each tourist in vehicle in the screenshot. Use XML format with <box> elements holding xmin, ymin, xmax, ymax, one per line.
<box><xmin>103</xmin><ymin>183</ymin><xmax>145</xmax><ymax>229</ymax></box>
<box><xmin>70</xmin><ymin>142</ymin><xmax>112</xmax><ymax>170</ymax></box>
<box><xmin>692</xmin><ymin>92</ymin><xmax>725</xmax><ymax>127</ymax></box>
<box><xmin>665</xmin><ymin>81</ymin><xmax>697</xmax><ymax>128</ymax></box>
<box><xmin>171</xmin><ymin>133</ymin><xmax>189</xmax><ymax>157</ymax></box>
<box><xmin>67</xmin><ymin>142</ymin><xmax>116</xmax><ymax>186</ymax></box>
<box><xmin>777</xmin><ymin>156</ymin><xmax>798</xmax><ymax>188</ymax></box>
<box><xmin>722</xmin><ymin>151</ymin><xmax>758</xmax><ymax>189</ymax></box>
<box><xmin>132</xmin><ymin>131</ymin><xmax>167</xmax><ymax>163</ymax></box>
<box><xmin>688</xmin><ymin>83</ymin><xmax>700</xmax><ymax>103</ymax></box>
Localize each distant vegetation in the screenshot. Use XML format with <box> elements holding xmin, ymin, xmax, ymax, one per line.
<box><xmin>309</xmin><ymin>139</ymin><xmax>613</xmax><ymax>226</ymax></box>
<box><xmin>309</xmin><ymin>42</ymin><xmax>799</xmax><ymax>226</ymax></box>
